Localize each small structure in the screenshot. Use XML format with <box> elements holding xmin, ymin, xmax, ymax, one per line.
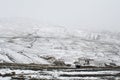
<box><xmin>74</xmin><ymin>57</ymin><xmax>94</xmax><ymax>68</ymax></box>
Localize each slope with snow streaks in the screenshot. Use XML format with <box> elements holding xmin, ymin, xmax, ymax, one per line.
<box><xmin>0</xmin><ymin>18</ymin><xmax>120</xmax><ymax>66</ymax></box>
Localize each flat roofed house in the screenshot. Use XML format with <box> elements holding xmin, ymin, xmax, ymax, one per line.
<box><xmin>74</xmin><ymin>57</ymin><xmax>94</xmax><ymax>68</ymax></box>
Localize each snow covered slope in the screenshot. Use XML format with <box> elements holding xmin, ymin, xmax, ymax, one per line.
<box><xmin>0</xmin><ymin>18</ymin><xmax>120</xmax><ymax>66</ymax></box>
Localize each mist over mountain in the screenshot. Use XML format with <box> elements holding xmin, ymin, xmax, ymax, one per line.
<box><xmin>0</xmin><ymin>18</ymin><xmax>120</xmax><ymax>66</ymax></box>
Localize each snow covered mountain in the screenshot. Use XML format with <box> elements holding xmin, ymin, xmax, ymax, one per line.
<box><xmin>0</xmin><ymin>18</ymin><xmax>120</xmax><ymax>66</ymax></box>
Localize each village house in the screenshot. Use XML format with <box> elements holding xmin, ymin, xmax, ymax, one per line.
<box><xmin>74</xmin><ymin>57</ymin><xmax>94</xmax><ymax>68</ymax></box>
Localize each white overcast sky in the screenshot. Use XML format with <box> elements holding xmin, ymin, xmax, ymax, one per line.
<box><xmin>0</xmin><ymin>0</ymin><xmax>120</xmax><ymax>31</ymax></box>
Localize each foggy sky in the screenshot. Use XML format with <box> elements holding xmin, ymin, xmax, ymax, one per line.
<box><xmin>0</xmin><ymin>0</ymin><xmax>120</xmax><ymax>31</ymax></box>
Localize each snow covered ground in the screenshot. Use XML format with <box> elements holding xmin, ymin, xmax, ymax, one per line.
<box><xmin>0</xmin><ymin>18</ymin><xmax>120</xmax><ymax>66</ymax></box>
<box><xmin>0</xmin><ymin>68</ymin><xmax>120</xmax><ymax>80</ymax></box>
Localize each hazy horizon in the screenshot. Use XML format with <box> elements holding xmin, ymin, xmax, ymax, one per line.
<box><xmin>0</xmin><ymin>0</ymin><xmax>120</xmax><ymax>32</ymax></box>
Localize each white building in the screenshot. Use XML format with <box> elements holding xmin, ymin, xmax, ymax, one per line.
<box><xmin>74</xmin><ymin>57</ymin><xmax>94</xmax><ymax>67</ymax></box>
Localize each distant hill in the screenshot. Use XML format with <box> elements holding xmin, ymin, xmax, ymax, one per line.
<box><xmin>0</xmin><ymin>18</ymin><xmax>120</xmax><ymax>67</ymax></box>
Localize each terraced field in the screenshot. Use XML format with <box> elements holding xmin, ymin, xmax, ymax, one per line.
<box><xmin>0</xmin><ymin>63</ymin><xmax>120</xmax><ymax>80</ymax></box>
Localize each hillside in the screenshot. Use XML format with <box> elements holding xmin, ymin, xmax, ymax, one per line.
<box><xmin>0</xmin><ymin>18</ymin><xmax>120</xmax><ymax>67</ymax></box>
